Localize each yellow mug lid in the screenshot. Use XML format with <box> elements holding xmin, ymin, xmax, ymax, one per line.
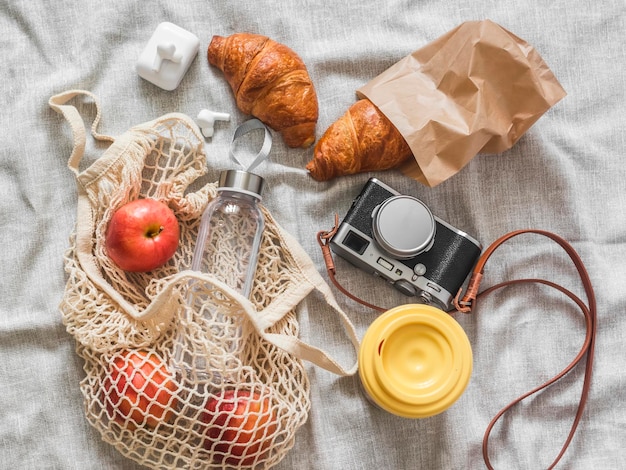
<box><xmin>359</xmin><ymin>304</ymin><xmax>472</xmax><ymax>418</ymax></box>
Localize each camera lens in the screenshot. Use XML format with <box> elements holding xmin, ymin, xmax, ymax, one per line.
<box><xmin>372</xmin><ymin>195</ymin><xmax>436</xmax><ymax>259</ymax></box>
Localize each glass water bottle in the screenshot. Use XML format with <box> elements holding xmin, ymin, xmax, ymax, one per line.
<box><xmin>192</xmin><ymin>169</ymin><xmax>265</xmax><ymax>297</ymax></box>
<box><xmin>172</xmin><ymin>168</ymin><xmax>265</xmax><ymax>386</ymax></box>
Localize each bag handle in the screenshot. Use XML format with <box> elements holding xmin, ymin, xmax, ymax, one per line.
<box><xmin>48</xmin><ymin>90</ymin><xmax>115</xmax><ymax>175</ymax></box>
<box><xmin>246</xmin><ymin>218</ymin><xmax>360</xmax><ymax>377</ymax></box>
<box><xmin>49</xmin><ymin>90</ymin><xmax>184</xmax><ymax>325</ymax></box>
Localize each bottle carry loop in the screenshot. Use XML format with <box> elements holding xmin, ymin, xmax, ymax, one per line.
<box><xmin>228</xmin><ymin>117</ymin><xmax>273</xmax><ymax>173</ymax></box>
<box><xmin>318</xmin><ymin>219</ymin><xmax>597</xmax><ymax>469</ymax></box>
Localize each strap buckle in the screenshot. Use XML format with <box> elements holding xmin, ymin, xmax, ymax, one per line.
<box><xmin>453</xmin><ymin>272</ymin><xmax>483</xmax><ymax>313</ymax></box>
<box><xmin>316</xmin><ymin>214</ymin><xmax>339</xmax><ymax>275</ymax></box>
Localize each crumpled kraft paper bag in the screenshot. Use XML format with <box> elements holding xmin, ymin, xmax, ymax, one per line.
<box><xmin>357</xmin><ymin>19</ymin><xmax>567</xmax><ymax>187</ymax></box>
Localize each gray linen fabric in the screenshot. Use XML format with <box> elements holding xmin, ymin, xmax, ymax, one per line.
<box><xmin>1</xmin><ymin>0</ymin><xmax>624</xmax><ymax>468</ymax></box>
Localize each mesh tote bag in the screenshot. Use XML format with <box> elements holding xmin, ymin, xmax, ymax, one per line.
<box><xmin>49</xmin><ymin>90</ymin><xmax>359</xmax><ymax>470</ymax></box>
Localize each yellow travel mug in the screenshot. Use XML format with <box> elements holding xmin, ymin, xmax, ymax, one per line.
<box><xmin>359</xmin><ymin>304</ymin><xmax>472</xmax><ymax>418</ymax></box>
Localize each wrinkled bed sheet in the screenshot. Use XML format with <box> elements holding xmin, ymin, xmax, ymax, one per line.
<box><xmin>1</xmin><ymin>0</ymin><xmax>625</xmax><ymax>468</ymax></box>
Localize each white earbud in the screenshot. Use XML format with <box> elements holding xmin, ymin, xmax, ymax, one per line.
<box><xmin>197</xmin><ymin>109</ymin><xmax>231</xmax><ymax>137</ymax></box>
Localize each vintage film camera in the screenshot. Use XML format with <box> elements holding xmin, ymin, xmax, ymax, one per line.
<box><xmin>330</xmin><ymin>178</ymin><xmax>482</xmax><ymax>310</ymax></box>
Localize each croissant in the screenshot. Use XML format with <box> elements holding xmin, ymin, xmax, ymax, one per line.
<box><xmin>306</xmin><ymin>98</ymin><xmax>413</xmax><ymax>181</ymax></box>
<box><xmin>208</xmin><ymin>33</ymin><xmax>318</xmax><ymax>148</ymax></box>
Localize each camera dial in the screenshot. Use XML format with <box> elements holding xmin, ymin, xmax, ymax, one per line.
<box><xmin>372</xmin><ymin>195</ymin><xmax>436</xmax><ymax>260</ymax></box>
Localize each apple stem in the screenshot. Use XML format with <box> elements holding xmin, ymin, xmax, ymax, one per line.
<box><xmin>147</xmin><ymin>226</ymin><xmax>165</xmax><ymax>238</ymax></box>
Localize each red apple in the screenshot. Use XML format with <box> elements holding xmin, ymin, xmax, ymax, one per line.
<box><xmin>201</xmin><ymin>389</ymin><xmax>278</xmax><ymax>467</ymax></box>
<box><xmin>102</xmin><ymin>350</ymin><xmax>178</xmax><ymax>430</ymax></box>
<box><xmin>105</xmin><ymin>198</ymin><xmax>179</xmax><ymax>272</ymax></box>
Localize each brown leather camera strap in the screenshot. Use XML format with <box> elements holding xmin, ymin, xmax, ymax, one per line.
<box><xmin>317</xmin><ymin>214</ymin><xmax>388</xmax><ymax>313</ymax></box>
<box><xmin>317</xmin><ymin>220</ymin><xmax>597</xmax><ymax>469</ymax></box>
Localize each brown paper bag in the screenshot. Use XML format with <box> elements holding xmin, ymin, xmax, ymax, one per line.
<box><xmin>357</xmin><ymin>20</ymin><xmax>566</xmax><ymax>187</ymax></box>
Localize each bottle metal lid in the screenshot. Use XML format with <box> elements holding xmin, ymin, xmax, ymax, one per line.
<box><xmin>359</xmin><ymin>304</ymin><xmax>472</xmax><ymax>418</ymax></box>
<box><xmin>218</xmin><ymin>169</ymin><xmax>265</xmax><ymax>198</ymax></box>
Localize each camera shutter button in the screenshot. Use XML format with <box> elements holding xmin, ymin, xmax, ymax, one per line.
<box><xmin>414</xmin><ymin>263</ymin><xmax>427</xmax><ymax>276</ymax></box>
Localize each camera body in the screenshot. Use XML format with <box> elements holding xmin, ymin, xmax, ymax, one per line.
<box><xmin>330</xmin><ymin>178</ymin><xmax>482</xmax><ymax>310</ymax></box>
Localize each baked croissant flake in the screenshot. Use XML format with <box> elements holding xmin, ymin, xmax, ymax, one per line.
<box><xmin>306</xmin><ymin>99</ymin><xmax>413</xmax><ymax>181</ymax></box>
<box><xmin>208</xmin><ymin>33</ymin><xmax>318</xmax><ymax>148</ymax></box>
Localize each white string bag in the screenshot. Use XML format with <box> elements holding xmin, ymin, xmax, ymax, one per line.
<box><xmin>49</xmin><ymin>90</ymin><xmax>359</xmax><ymax>469</ymax></box>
